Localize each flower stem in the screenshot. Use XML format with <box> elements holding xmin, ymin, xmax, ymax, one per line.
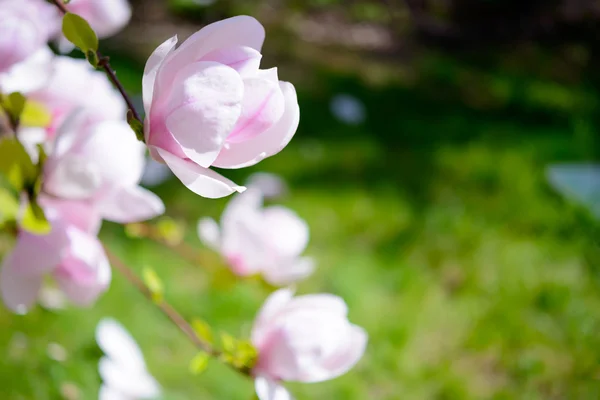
<box><xmin>50</xmin><ymin>0</ymin><xmax>144</xmax><ymax>125</ymax></box>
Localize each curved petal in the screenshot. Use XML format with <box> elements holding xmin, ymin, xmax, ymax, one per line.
<box><xmin>213</xmin><ymin>81</ymin><xmax>299</xmax><ymax>169</ymax></box>
<box><xmin>96</xmin><ymin>318</ymin><xmax>147</xmax><ymax>372</ymax></box>
<box><xmin>39</xmin><ymin>196</ymin><xmax>102</xmax><ymax>235</ymax></box>
<box><xmin>43</xmin><ymin>154</ymin><xmax>103</xmax><ymax>199</ymax></box>
<box><xmin>314</xmin><ymin>325</ymin><xmax>368</xmax><ymax>382</ymax></box>
<box><xmin>226</xmin><ymin>69</ymin><xmax>285</xmax><ymax>144</ymax></box>
<box><xmin>156</xmin><ymin>16</ymin><xmax>265</xmax><ymax>92</ymax></box>
<box><xmin>263</xmin><ymin>257</ymin><xmax>315</xmax><ymax>287</ymax></box>
<box><xmin>262</xmin><ymin>206</ymin><xmax>309</xmax><ymax>258</ymax></box>
<box><xmin>85</xmin><ymin>0</ymin><xmax>132</xmax><ymax>38</ymax></box>
<box><xmin>287</xmin><ymin>294</ymin><xmax>348</xmax><ymax>318</ymax></box>
<box><xmin>197</xmin><ymin>217</ymin><xmax>221</xmax><ymax>250</ymax></box>
<box><xmin>252</xmin><ymin>288</ymin><xmax>294</xmax><ymax>345</ymax></box>
<box><xmin>155</xmin><ymin>147</ymin><xmax>245</xmax><ymax>198</ymax></box>
<box><xmin>142</xmin><ymin>35</ymin><xmax>178</xmax><ymax>116</ymax></box>
<box><xmin>99</xmin><ymin>357</ymin><xmax>161</xmax><ymax>398</ymax></box>
<box><xmin>0</xmin><ymin>47</ymin><xmax>53</xmax><ymax>94</ymax></box>
<box><xmin>164</xmin><ymin>61</ymin><xmax>244</xmax><ymax>168</ymax></box>
<box><xmin>96</xmin><ymin>186</ymin><xmax>165</xmax><ymax>224</ymax></box>
<box><xmin>255</xmin><ymin>376</ymin><xmax>293</xmax><ymax>400</ymax></box>
<box><xmin>0</xmin><ymin>252</ymin><xmax>44</xmax><ymax>313</ymax></box>
<box><xmin>202</xmin><ymin>46</ymin><xmax>262</xmax><ymax>77</ymax></box>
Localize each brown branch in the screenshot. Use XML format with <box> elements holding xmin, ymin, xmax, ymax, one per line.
<box><xmin>50</xmin><ymin>0</ymin><xmax>143</xmax><ymax>125</ymax></box>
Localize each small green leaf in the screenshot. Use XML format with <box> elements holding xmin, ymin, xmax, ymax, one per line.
<box><xmin>62</xmin><ymin>13</ymin><xmax>99</xmax><ymax>53</ymax></box>
<box><xmin>220</xmin><ymin>332</ymin><xmax>236</xmax><ymax>353</ymax></box>
<box><xmin>21</xmin><ymin>200</ymin><xmax>51</xmax><ymax>234</ymax></box>
<box><xmin>191</xmin><ymin>319</ymin><xmax>214</xmax><ymax>345</ymax></box>
<box><xmin>1</xmin><ymin>92</ymin><xmax>27</xmax><ymax>128</ymax></box>
<box><xmin>0</xmin><ymin>187</ymin><xmax>19</xmax><ymax>227</ymax></box>
<box><xmin>127</xmin><ymin>110</ymin><xmax>145</xmax><ymax>142</ymax></box>
<box><xmin>142</xmin><ymin>267</ymin><xmax>164</xmax><ymax>303</ymax></box>
<box><xmin>86</xmin><ymin>49</ymin><xmax>99</xmax><ymax>68</ymax></box>
<box><xmin>0</xmin><ymin>137</ymin><xmax>37</xmax><ymax>192</ymax></box>
<box><xmin>189</xmin><ymin>352</ymin><xmax>210</xmax><ymax>375</ymax></box>
<box><xmin>20</xmin><ymin>101</ymin><xmax>52</xmax><ymax>128</ymax></box>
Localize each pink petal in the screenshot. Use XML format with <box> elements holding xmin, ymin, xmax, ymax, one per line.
<box><xmin>262</xmin><ymin>257</ymin><xmax>315</xmax><ymax>287</ymax></box>
<box><xmin>96</xmin><ymin>186</ymin><xmax>165</xmax><ymax>224</ymax></box>
<box><xmin>142</xmin><ymin>35</ymin><xmax>178</xmax><ymax>116</ymax></box>
<box><xmin>213</xmin><ymin>81</ymin><xmax>299</xmax><ymax>169</ymax></box>
<box><xmin>40</xmin><ymin>196</ymin><xmax>102</xmax><ymax>235</ymax></box>
<box><xmin>155</xmin><ymin>147</ymin><xmax>245</xmax><ymax>198</ymax></box>
<box><xmin>201</xmin><ymin>46</ymin><xmax>262</xmax><ymax>77</ymax></box>
<box><xmin>164</xmin><ymin>61</ymin><xmax>244</xmax><ymax>168</ymax></box>
<box><xmin>262</xmin><ymin>206</ymin><xmax>309</xmax><ymax>259</ymax></box>
<box><xmin>252</xmin><ymin>288</ymin><xmax>294</xmax><ymax>345</ymax></box>
<box><xmin>0</xmin><ymin>252</ymin><xmax>44</xmax><ymax>313</ymax></box>
<box><xmin>156</xmin><ymin>16</ymin><xmax>265</xmax><ymax>93</ymax></box>
<box><xmin>226</xmin><ymin>69</ymin><xmax>285</xmax><ymax>144</ymax></box>
<box><xmin>286</xmin><ymin>294</ymin><xmax>348</xmax><ymax>318</ymax></box>
<box><xmin>318</xmin><ymin>325</ymin><xmax>368</xmax><ymax>382</ymax></box>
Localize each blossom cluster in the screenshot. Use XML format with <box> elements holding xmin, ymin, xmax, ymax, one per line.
<box><xmin>0</xmin><ymin>1</ymin><xmax>367</xmax><ymax>398</ymax></box>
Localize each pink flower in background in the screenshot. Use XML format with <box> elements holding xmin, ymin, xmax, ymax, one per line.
<box><xmin>143</xmin><ymin>16</ymin><xmax>300</xmax><ymax>198</ymax></box>
<box><xmin>56</xmin><ymin>0</ymin><xmax>132</xmax><ymax>52</ymax></box>
<box><xmin>0</xmin><ymin>0</ymin><xmax>58</xmax><ymax>73</ymax></box>
<box><xmin>96</xmin><ymin>318</ymin><xmax>161</xmax><ymax>400</ymax></box>
<box><xmin>0</xmin><ymin>199</ymin><xmax>110</xmax><ymax>313</ymax></box>
<box><xmin>0</xmin><ymin>47</ymin><xmax>54</xmax><ymax>94</ymax></box>
<box><xmin>198</xmin><ymin>189</ymin><xmax>314</xmax><ymax>285</ymax></box>
<box><xmin>24</xmin><ymin>56</ymin><xmax>126</xmax><ymax>140</ymax></box>
<box><xmin>251</xmin><ymin>288</ymin><xmax>367</xmax><ymax>396</ymax></box>
<box><xmin>43</xmin><ymin>114</ymin><xmax>164</xmax><ymax>224</ymax></box>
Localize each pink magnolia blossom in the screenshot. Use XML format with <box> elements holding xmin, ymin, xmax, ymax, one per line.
<box><xmin>143</xmin><ymin>16</ymin><xmax>300</xmax><ymax>198</ymax></box>
<box><xmin>251</xmin><ymin>288</ymin><xmax>367</xmax><ymax>391</ymax></box>
<box><xmin>198</xmin><ymin>189</ymin><xmax>314</xmax><ymax>285</ymax></box>
<box><xmin>57</xmin><ymin>0</ymin><xmax>132</xmax><ymax>52</ymax></box>
<box><xmin>0</xmin><ymin>0</ymin><xmax>59</xmax><ymax>73</ymax></box>
<box><xmin>0</xmin><ymin>47</ymin><xmax>54</xmax><ymax>94</ymax></box>
<box><xmin>0</xmin><ymin>199</ymin><xmax>109</xmax><ymax>313</ymax></box>
<box><xmin>42</xmin><ymin>114</ymin><xmax>164</xmax><ymax>224</ymax></box>
<box><xmin>22</xmin><ymin>56</ymin><xmax>126</xmax><ymax>141</ymax></box>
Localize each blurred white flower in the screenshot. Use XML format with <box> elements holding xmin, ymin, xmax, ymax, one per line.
<box><xmin>96</xmin><ymin>318</ymin><xmax>161</xmax><ymax>400</ymax></box>
<box><xmin>330</xmin><ymin>94</ymin><xmax>366</xmax><ymax>125</ymax></box>
<box><xmin>546</xmin><ymin>163</ymin><xmax>600</xmax><ymax>219</ymax></box>
<box><xmin>198</xmin><ymin>189</ymin><xmax>314</xmax><ymax>285</ymax></box>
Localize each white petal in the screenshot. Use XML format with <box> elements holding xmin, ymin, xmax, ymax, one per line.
<box><xmin>197</xmin><ymin>217</ymin><xmax>221</xmax><ymax>250</ymax></box>
<box><xmin>98</xmin><ymin>384</ymin><xmax>131</xmax><ymax>400</ymax></box>
<box><xmin>255</xmin><ymin>376</ymin><xmax>294</xmax><ymax>400</ymax></box>
<box><xmin>262</xmin><ymin>206</ymin><xmax>309</xmax><ymax>259</ymax></box>
<box><xmin>155</xmin><ymin>147</ymin><xmax>245</xmax><ymax>198</ymax></box>
<box><xmin>263</xmin><ymin>257</ymin><xmax>315</xmax><ymax>286</ymax></box>
<box><xmin>99</xmin><ymin>357</ymin><xmax>161</xmax><ymax>398</ymax></box>
<box><xmin>96</xmin><ymin>319</ymin><xmax>147</xmax><ymax>372</ymax></box>
<box><xmin>97</xmin><ymin>186</ymin><xmax>165</xmax><ymax>224</ymax></box>
<box><xmin>143</xmin><ymin>35</ymin><xmax>178</xmax><ymax>116</ymax></box>
<box><xmin>251</xmin><ymin>288</ymin><xmax>294</xmax><ymax>345</ymax></box>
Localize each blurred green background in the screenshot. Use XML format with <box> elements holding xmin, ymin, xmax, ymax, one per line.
<box><xmin>2</xmin><ymin>0</ymin><xmax>600</xmax><ymax>398</ymax></box>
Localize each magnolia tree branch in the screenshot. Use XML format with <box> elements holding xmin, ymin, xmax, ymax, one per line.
<box><xmin>104</xmin><ymin>246</ymin><xmax>254</xmax><ymax>377</ymax></box>
<box><xmin>50</xmin><ymin>0</ymin><xmax>144</xmax><ymax>124</ymax></box>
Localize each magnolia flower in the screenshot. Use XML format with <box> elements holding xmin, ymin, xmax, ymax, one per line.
<box><xmin>24</xmin><ymin>56</ymin><xmax>126</xmax><ymax>141</ymax></box>
<box><xmin>0</xmin><ymin>47</ymin><xmax>54</xmax><ymax>94</ymax></box>
<box><xmin>198</xmin><ymin>189</ymin><xmax>314</xmax><ymax>285</ymax></box>
<box><xmin>42</xmin><ymin>114</ymin><xmax>164</xmax><ymax>224</ymax></box>
<box><xmin>143</xmin><ymin>16</ymin><xmax>300</xmax><ymax>198</ymax></box>
<box><xmin>0</xmin><ymin>199</ymin><xmax>109</xmax><ymax>313</ymax></box>
<box><xmin>251</xmin><ymin>289</ymin><xmax>367</xmax><ymax>397</ymax></box>
<box><xmin>57</xmin><ymin>0</ymin><xmax>132</xmax><ymax>53</ymax></box>
<box><xmin>96</xmin><ymin>318</ymin><xmax>161</xmax><ymax>400</ymax></box>
<box><xmin>0</xmin><ymin>0</ymin><xmax>58</xmax><ymax>73</ymax></box>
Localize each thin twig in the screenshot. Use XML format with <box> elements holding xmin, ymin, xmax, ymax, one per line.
<box><xmin>104</xmin><ymin>247</ymin><xmax>220</xmax><ymax>357</ymax></box>
<box><xmin>50</xmin><ymin>0</ymin><xmax>143</xmax><ymax>124</ymax></box>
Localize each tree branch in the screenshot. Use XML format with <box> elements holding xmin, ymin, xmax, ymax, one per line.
<box><xmin>50</xmin><ymin>0</ymin><xmax>143</xmax><ymax>125</ymax></box>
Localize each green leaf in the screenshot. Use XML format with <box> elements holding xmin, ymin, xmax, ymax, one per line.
<box><xmin>189</xmin><ymin>352</ymin><xmax>210</xmax><ymax>375</ymax></box>
<box><xmin>1</xmin><ymin>92</ymin><xmax>26</xmax><ymax>128</ymax></box>
<box><xmin>0</xmin><ymin>187</ymin><xmax>19</xmax><ymax>227</ymax></box>
<box><xmin>220</xmin><ymin>332</ymin><xmax>236</xmax><ymax>353</ymax></box>
<box><xmin>21</xmin><ymin>200</ymin><xmax>51</xmax><ymax>234</ymax></box>
<box><xmin>142</xmin><ymin>267</ymin><xmax>164</xmax><ymax>303</ymax></box>
<box><xmin>191</xmin><ymin>319</ymin><xmax>214</xmax><ymax>345</ymax></box>
<box><xmin>86</xmin><ymin>49</ymin><xmax>99</xmax><ymax>68</ymax></box>
<box><xmin>62</xmin><ymin>13</ymin><xmax>99</xmax><ymax>53</ymax></box>
<box><xmin>127</xmin><ymin>110</ymin><xmax>145</xmax><ymax>142</ymax></box>
<box><xmin>0</xmin><ymin>137</ymin><xmax>37</xmax><ymax>192</ymax></box>
<box><xmin>20</xmin><ymin>101</ymin><xmax>52</xmax><ymax>128</ymax></box>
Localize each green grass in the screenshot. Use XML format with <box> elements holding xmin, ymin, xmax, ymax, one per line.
<box><xmin>1</xmin><ymin>57</ymin><xmax>600</xmax><ymax>400</ymax></box>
